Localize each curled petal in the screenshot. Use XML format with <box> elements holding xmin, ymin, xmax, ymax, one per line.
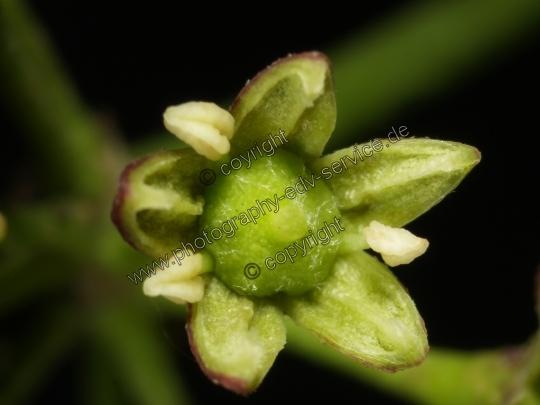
<box><xmin>164</xmin><ymin>102</ymin><xmax>234</xmax><ymax>160</ymax></box>
<box><xmin>111</xmin><ymin>149</ymin><xmax>207</xmax><ymax>258</ymax></box>
<box><xmin>229</xmin><ymin>52</ymin><xmax>336</xmax><ymax>161</ymax></box>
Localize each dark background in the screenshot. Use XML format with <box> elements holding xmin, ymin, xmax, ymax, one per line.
<box><xmin>1</xmin><ymin>1</ymin><xmax>539</xmax><ymax>404</ymax></box>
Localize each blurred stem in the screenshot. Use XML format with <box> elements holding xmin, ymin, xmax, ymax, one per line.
<box><xmin>130</xmin><ymin>0</ymin><xmax>540</xmax><ymax>158</ymax></box>
<box><xmin>93</xmin><ymin>305</ymin><xmax>193</xmax><ymax>405</ymax></box>
<box><xmin>327</xmin><ymin>0</ymin><xmax>540</xmax><ymax>149</ymax></box>
<box><xmin>0</xmin><ymin>306</ymin><xmax>78</xmax><ymax>405</ymax></box>
<box><xmin>0</xmin><ymin>0</ymin><xmax>120</xmax><ymax>199</ymax></box>
<box><xmin>0</xmin><ymin>212</ymin><xmax>6</xmax><ymax>242</ymax></box>
<box><xmin>0</xmin><ymin>255</ymin><xmax>72</xmax><ymax>317</ymax></box>
<box><xmin>82</xmin><ymin>343</ymin><xmax>124</xmax><ymax>405</ymax></box>
<box><xmin>285</xmin><ymin>318</ymin><xmax>522</xmax><ymax>405</ymax></box>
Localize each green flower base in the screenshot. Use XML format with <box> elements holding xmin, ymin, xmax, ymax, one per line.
<box><xmin>201</xmin><ymin>149</ymin><xmax>341</xmax><ymax>297</ymax></box>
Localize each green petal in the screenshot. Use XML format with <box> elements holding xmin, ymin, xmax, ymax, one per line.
<box><xmin>282</xmin><ymin>251</ymin><xmax>428</xmax><ymax>372</ymax></box>
<box><xmin>111</xmin><ymin>149</ymin><xmax>208</xmax><ymax>258</ymax></box>
<box><xmin>229</xmin><ymin>52</ymin><xmax>336</xmax><ymax>162</ymax></box>
<box><xmin>311</xmin><ymin>138</ymin><xmax>480</xmax><ymax>252</ymax></box>
<box><xmin>187</xmin><ymin>275</ymin><xmax>286</xmax><ymax>395</ymax></box>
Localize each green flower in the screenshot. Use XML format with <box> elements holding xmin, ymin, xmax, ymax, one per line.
<box><xmin>111</xmin><ymin>52</ymin><xmax>481</xmax><ymax>395</ymax></box>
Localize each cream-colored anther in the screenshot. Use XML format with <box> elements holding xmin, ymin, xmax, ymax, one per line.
<box><xmin>163</xmin><ymin>102</ymin><xmax>235</xmax><ymax>161</ymax></box>
<box><xmin>363</xmin><ymin>220</ymin><xmax>429</xmax><ymax>267</ymax></box>
<box><xmin>143</xmin><ymin>253</ymin><xmax>204</xmax><ymax>304</ymax></box>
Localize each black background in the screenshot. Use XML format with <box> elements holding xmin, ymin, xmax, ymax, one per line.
<box><xmin>1</xmin><ymin>1</ymin><xmax>539</xmax><ymax>404</ymax></box>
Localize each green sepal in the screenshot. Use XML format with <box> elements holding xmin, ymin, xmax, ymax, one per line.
<box><xmin>187</xmin><ymin>274</ymin><xmax>286</xmax><ymax>395</ymax></box>
<box><xmin>281</xmin><ymin>251</ymin><xmax>428</xmax><ymax>372</ymax></box>
<box><xmin>111</xmin><ymin>149</ymin><xmax>208</xmax><ymax>258</ymax></box>
<box><xmin>311</xmin><ymin>138</ymin><xmax>481</xmax><ymax>252</ymax></box>
<box><xmin>229</xmin><ymin>52</ymin><xmax>336</xmax><ymax>162</ymax></box>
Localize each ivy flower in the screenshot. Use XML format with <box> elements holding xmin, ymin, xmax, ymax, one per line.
<box><xmin>111</xmin><ymin>52</ymin><xmax>480</xmax><ymax>395</ymax></box>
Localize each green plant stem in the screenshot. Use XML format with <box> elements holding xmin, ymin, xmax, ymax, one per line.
<box><xmin>327</xmin><ymin>0</ymin><xmax>540</xmax><ymax>149</ymax></box>
<box><xmin>129</xmin><ymin>0</ymin><xmax>540</xmax><ymax>158</ymax></box>
<box><xmin>285</xmin><ymin>318</ymin><xmax>521</xmax><ymax>405</ymax></box>
<box><xmin>82</xmin><ymin>343</ymin><xmax>125</xmax><ymax>405</ymax></box>
<box><xmin>0</xmin><ymin>0</ymin><xmax>119</xmax><ymax>199</ymax></box>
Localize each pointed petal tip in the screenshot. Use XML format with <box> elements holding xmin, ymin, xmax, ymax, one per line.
<box><xmin>185</xmin><ymin>277</ymin><xmax>286</xmax><ymax>395</ymax></box>
<box><xmin>283</xmin><ymin>251</ymin><xmax>429</xmax><ymax>372</ymax></box>
<box><xmin>186</xmin><ymin>304</ymin><xmax>254</xmax><ymax>396</ymax></box>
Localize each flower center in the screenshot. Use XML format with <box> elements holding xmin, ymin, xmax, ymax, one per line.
<box><xmin>200</xmin><ymin>149</ymin><xmax>341</xmax><ymax>297</ymax></box>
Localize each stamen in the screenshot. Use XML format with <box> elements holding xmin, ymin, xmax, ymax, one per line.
<box><xmin>163</xmin><ymin>102</ymin><xmax>234</xmax><ymax>160</ymax></box>
<box><xmin>363</xmin><ymin>220</ymin><xmax>429</xmax><ymax>266</ymax></box>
